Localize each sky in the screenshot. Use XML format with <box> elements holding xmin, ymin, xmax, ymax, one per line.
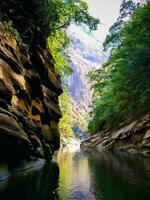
<box><xmin>69</xmin><ymin>0</ymin><xmax>139</xmax><ymax>46</ymax></box>
<box><xmin>69</xmin><ymin>0</ymin><xmax>123</xmax><ymax>45</ymax></box>
<box><xmin>85</xmin><ymin>0</ymin><xmax>122</xmax><ymax>42</ymax></box>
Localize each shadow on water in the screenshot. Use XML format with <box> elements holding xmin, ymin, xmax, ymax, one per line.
<box><xmin>87</xmin><ymin>151</ymin><xmax>150</xmax><ymax>200</ymax></box>
<box><xmin>0</xmin><ymin>148</ymin><xmax>150</xmax><ymax>200</ymax></box>
<box><xmin>0</xmin><ymin>162</ymin><xmax>60</xmax><ymax>200</ymax></box>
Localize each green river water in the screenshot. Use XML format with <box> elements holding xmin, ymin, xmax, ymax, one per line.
<box><xmin>0</xmin><ymin>146</ymin><xmax>150</xmax><ymax>200</ymax></box>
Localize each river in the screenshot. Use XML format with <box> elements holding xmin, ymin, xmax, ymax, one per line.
<box><xmin>0</xmin><ymin>146</ymin><xmax>150</xmax><ymax>200</ymax></box>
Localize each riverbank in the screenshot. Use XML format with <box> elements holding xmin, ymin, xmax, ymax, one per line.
<box><xmin>81</xmin><ymin>112</ymin><xmax>150</xmax><ymax>157</ymax></box>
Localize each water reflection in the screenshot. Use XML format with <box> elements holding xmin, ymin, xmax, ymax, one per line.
<box><xmin>0</xmin><ymin>148</ymin><xmax>150</xmax><ymax>200</ymax></box>
<box><xmin>88</xmin><ymin>152</ymin><xmax>150</xmax><ymax>200</ymax></box>
<box><xmin>54</xmin><ymin>147</ymin><xmax>95</xmax><ymax>200</ymax></box>
<box><xmin>54</xmin><ymin>148</ymin><xmax>150</xmax><ymax>200</ymax></box>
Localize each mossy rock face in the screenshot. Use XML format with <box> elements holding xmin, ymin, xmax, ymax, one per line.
<box><xmin>0</xmin><ymin>3</ymin><xmax>62</xmax><ymax>162</ymax></box>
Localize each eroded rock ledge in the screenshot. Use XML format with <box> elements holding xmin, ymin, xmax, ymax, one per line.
<box><xmin>0</xmin><ymin>1</ymin><xmax>63</xmax><ymax>162</ymax></box>
<box><xmin>81</xmin><ymin>112</ymin><xmax>150</xmax><ymax>156</ymax></box>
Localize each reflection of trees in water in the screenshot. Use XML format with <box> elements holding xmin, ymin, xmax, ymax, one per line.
<box><xmin>0</xmin><ymin>163</ymin><xmax>60</xmax><ymax>200</ymax></box>
<box><xmin>88</xmin><ymin>152</ymin><xmax>150</xmax><ymax>200</ymax></box>
<box><xmin>1</xmin><ymin>150</ymin><xmax>149</xmax><ymax>200</ymax></box>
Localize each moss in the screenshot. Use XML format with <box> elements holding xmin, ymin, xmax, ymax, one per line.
<box><xmin>0</xmin><ymin>21</ymin><xmax>20</xmax><ymax>42</ymax></box>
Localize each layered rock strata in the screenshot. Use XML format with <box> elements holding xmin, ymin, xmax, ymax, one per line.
<box><xmin>0</xmin><ymin>1</ymin><xmax>62</xmax><ymax>161</ymax></box>
<box><xmin>81</xmin><ymin>112</ymin><xmax>150</xmax><ymax>156</ymax></box>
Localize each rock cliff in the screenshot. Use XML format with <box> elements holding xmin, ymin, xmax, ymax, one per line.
<box><xmin>81</xmin><ymin>112</ymin><xmax>150</xmax><ymax>156</ymax></box>
<box><xmin>67</xmin><ymin>27</ymin><xmax>107</xmax><ymax>112</ymax></box>
<box><xmin>0</xmin><ymin>1</ymin><xmax>62</xmax><ymax>162</ymax></box>
<box><xmin>65</xmin><ymin>27</ymin><xmax>107</xmax><ymax>138</ymax></box>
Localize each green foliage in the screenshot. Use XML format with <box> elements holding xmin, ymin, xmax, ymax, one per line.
<box><xmin>89</xmin><ymin>2</ymin><xmax>150</xmax><ymax>134</ymax></box>
<box><xmin>48</xmin><ymin>31</ymin><xmax>72</xmax><ymax>136</ymax></box>
<box><xmin>35</xmin><ymin>0</ymin><xmax>99</xmax><ymax>137</ymax></box>
<box><xmin>59</xmin><ymin>88</ymin><xmax>74</xmax><ymax>139</ymax></box>
<box><xmin>36</xmin><ymin>0</ymin><xmax>99</xmax><ymax>35</ymax></box>
<box><xmin>0</xmin><ymin>21</ymin><xmax>20</xmax><ymax>42</ymax></box>
<box><xmin>45</xmin><ymin>1</ymin><xmax>99</xmax><ymax>138</ymax></box>
<box><xmin>48</xmin><ymin>31</ymin><xmax>72</xmax><ymax>77</ymax></box>
<box><xmin>103</xmin><ymin>0</ymin><xmax>137</xmax><ymax>52</ymax></box>
<box><xmin>72</xmin><ymin>112</ymin><xmax>88</xmax><ymax>138</ymax></box>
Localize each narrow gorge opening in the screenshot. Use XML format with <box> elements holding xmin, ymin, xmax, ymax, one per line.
<box><xmin>0</xmin><ymin>1</ymin><xmax>150</xmax><ymax>200</ymax></box>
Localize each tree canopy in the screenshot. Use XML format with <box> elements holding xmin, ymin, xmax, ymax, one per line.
<box><xmin>103</xmin><ymin>0</ymin><xmax>137</xmax><ymax>52</ymax></box>
<box><xmin>36</xmin><ymin>0</ymin><xmax>100</xmax><ymax>35</ymax></box>
<box><xmin>88</xmin><ymin>2</ymin><xmax>150</xmax><ymax>134</ymax></box>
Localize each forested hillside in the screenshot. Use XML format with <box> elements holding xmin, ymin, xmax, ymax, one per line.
<box><xmin>81</xmin><ymin>0</ymin><xmax>150</xmax><ymax>156</ymax></box>
<box><xmin>88</xmin><ymin>1</ymin><xmax>150</xmax><ymax>134</ymax></box>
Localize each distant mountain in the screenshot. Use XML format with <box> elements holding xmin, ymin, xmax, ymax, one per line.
<box><xmin>68</xmin><ymin>36</ymin><xmax>107</xmax><ymax>108</ymax></box>
<box><xmin>66</xmin><ymin>26</ymin><xmax>108</xmax><ymax>136</ymax></box>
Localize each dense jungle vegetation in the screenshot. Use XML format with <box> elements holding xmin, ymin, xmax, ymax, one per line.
<box><xmin>88</xmin><ymin>1</ymin><xmax>150</xmax><ymax>134</ymax></box>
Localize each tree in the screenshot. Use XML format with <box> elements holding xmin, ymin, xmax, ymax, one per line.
<box><xmin>48</xmin><ymin>30</ymin><xmax>72</xmax><ymax>77</ymax></box>
<box><xmin>59</xmin><ymin>88</ymin><xmax>74</xmax><ymax>140</ymax></box>
<box><xmin>1</xmin><ymin>0</ymin><xmax>99</xmax><ymax>37</ymax></box>
<box><xmin>89</xmin><ymin>2</ymin><xmax>150</xmax><ymax>134</ymax></box>
<box><xmin>36</xmin><ymin>0</ymin><xmax>100</xmax><ymax>36</ymax></box>
<box><xmin>44</xmin><ymin>0</ymin><xmax>100</xmax><ymax>138</ymax></box>
<box><xmin>103</xmin><ymin>0</ymin><xmax>137</xmax><ymax>52</ymax></box>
